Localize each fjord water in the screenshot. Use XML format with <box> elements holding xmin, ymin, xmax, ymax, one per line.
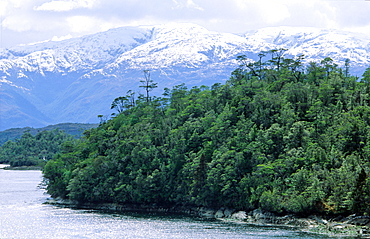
<box><xmin>0</xmin><ymin>168</ymin><xmax>332</xmax><ymax>239</ymax></box>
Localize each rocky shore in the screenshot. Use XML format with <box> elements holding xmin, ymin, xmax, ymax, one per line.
<box><xmin>45</xmin><ymin>198</ymin><xmax>370</xmax><ymax>237</ymax></box>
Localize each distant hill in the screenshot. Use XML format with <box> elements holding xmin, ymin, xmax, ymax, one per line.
<box><xmin>0</xmin><ymin>123</ymin><xmax>98</xmax><ymax>146</ymax></box>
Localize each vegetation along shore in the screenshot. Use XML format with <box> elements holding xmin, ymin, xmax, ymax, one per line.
<box><xmin>2</xmin><ymin>50</ymin><xmax>370</xmax><ymax>237</ymax></box>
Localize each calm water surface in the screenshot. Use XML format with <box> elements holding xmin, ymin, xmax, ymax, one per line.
<box><xmin>0</xmin><ymin>167</ymin><xmax>348</xmax><ymax>238</ymax></box>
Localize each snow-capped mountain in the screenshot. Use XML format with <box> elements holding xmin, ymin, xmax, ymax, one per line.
<box><xmin>1</xmin><ymin>23</ymin><xmax>369</xmax><ymax>130</ymax></box>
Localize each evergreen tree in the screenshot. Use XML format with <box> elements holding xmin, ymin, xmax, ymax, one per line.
<box><xmin>42</xmin><ymin>52</ymin><xmax>370</xmax><ymax>216</ymax></box>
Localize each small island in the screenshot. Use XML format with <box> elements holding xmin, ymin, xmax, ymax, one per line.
<box><xmin>3</xmin><ymin>51</ymin><xmax>370</xmax><ymax>237</ymax></box>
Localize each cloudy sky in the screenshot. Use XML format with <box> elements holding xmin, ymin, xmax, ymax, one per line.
<box><xmin>1</xmin><ymin>0</ymin><xmax>370</xmax><ymax>49</ymax></box>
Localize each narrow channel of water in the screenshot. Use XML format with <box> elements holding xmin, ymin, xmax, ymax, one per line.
<box><xmin>0</xmin><ymin>167</ymin><xmax>348</xmax><ymax>238</ymax></box>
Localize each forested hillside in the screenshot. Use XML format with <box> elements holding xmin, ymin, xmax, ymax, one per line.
<box><xmin>0</xmin><ymin>129</ymin><xmax>75</xmax><ymax>167</ymax></box>
<box><xmin>43</xmin><ymin>50</ymin><xmax>370</xmax><ymax>216</ymax></box>
<box><xmin>0</xmin><ymin>123</ymin><xmax>98</xmax><ymax>146</ymax></box>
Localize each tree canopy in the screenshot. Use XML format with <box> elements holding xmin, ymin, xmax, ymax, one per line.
<box><xmin>0</xmin><ymin>129</ymin><xmax>74</xmax><ymax>167</ymax></box>
<box><xmin>43</xmin><ymin>52</ymin><xmax>370</xmax><ymax>216</ymax></box>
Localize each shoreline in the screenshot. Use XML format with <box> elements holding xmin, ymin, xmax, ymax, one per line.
<box><xmin>45</xmin><ymin>198</ymin><xmax>370</xmax><ymax>237</ymax></box>
<box><xmin>1</xmin><ymin>165</ymin><xmax>42</xmax><ymax>170</ymax></box>
<box><xmin>0</xmin><ymin>164</ymin><xmax>10</xmax><ymax>169</ymax></box>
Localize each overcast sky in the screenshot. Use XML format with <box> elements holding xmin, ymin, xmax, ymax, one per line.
<box><xmin>1</xmin><ymin>0</ymin><xmax>370</xmax><ymax>49</ymax></box>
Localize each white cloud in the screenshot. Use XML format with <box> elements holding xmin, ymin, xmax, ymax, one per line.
<box><xmin>51</xmin><ymin>34</ymin><xmax>73</xmax><ymax>41</ymax></box>
<box><xmin>187</xmin><ymin>0</ymin><xmax>204</xmax><ymax>10</ymax></box>
<box><xmin>67</xmin><ymin>16</ymin><xmax>98</xmax><ymax>32</ymax></box>
<box><xmin>255</xmin><ymin>0</ymin><xmax>291</xmax><ymax>24</ymax></box>
<box><xmin>2</xmin><ymin>15</ymin><xmax>33</xmax><ymax>32</ymax></box>
<box><xmin>344</xmin><ymin>24</ymin><xmax>370</xmax><ymax>36</ymax></box>
<box><xmin>233</xmin><ymin>0</ymin><xmax>250</xmax><ymax>10</ymax></box>
<box><xmin>1</xmin><ymin>0</ymin><xmax>370</xmax><ymax>48</ymax></box>
<box><xmin>172</xmin><ymin>0</ymin><xmax>204</xmax><ymax>10</ymax></box>
<box><xmin>0</xmin><ymin>1</ymin><xmax>9</xmax><ymax>16</ymax></box>
<box><xmin>66</xmin><ymin>15</ymin><xmax>127</xmax><ymax>34</ymax></box>
<box><xmin>34</xmin><ymin>0</ymin><xmax>97</xmax><ymax>12</ymax></box>
<box><xmin>5</xmin><ymin>0</ymin><xmax>29</xmax><ymax>9</ymax></box>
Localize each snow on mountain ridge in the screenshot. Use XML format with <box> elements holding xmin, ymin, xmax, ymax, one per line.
<box><xmin>242</xmin><ymin>26</ymin><xmax>370</xmax><ymax>67</ymax></box>
<box><xmin>2</xmin><ymin>24</ymin><xmax>368</xmax><ymax>79</ymax></box>
<box><xmin>0</xmin><ymin>26</ymin><xmax>153</xmax><ymax>78</ymax></box>
<box><xmin>1</xmin><ymin>23</ymin><xmax>370</xmax><ymax>130</ymax></box>
<box><xmin>109</xmin><ymin>23</ymin><xmax>248</xmax><ymax>70</ymax></box>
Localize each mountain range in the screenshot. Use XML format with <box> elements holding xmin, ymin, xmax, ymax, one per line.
<box><xmin>1</xmin><ymin>23</ymin><xmax>369</xmax><ymax>131</ymax></box>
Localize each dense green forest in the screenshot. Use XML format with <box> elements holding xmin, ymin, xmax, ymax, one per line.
<box><xmin>0</xmin><ymin>123</ymin><xmax>98</xmax><ymax>146</ymax></box>
<box><xmin>43</xmin><ymin>50</ymin><xmax>370</xmax><ymax>216</ymax></box>
<box><xmin>0</xmin><ymin>129</ymin><xmax>75</xmax><ymax>167</ymax></box>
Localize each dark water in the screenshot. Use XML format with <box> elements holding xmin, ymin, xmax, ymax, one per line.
<box><xmin>0</xmin><ymin>168</ymin><xmax>344</xmax><ymax>238</ymax></box>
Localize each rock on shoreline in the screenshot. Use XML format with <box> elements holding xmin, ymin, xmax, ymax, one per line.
<box><xmin>45</xmin><ymin>198</ymin><xmax>370</xmax><ymax>237</ymax></box>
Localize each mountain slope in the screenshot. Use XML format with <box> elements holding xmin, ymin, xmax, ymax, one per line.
<box><xmin>1</xmin><ymin>23</ymin><xmax>369</xmax><ymax>130</ymax></box>
<box><xmin>243</xmin><ymin>26</ymin><xmax>369</xmax><ymax>72</ymax></box>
